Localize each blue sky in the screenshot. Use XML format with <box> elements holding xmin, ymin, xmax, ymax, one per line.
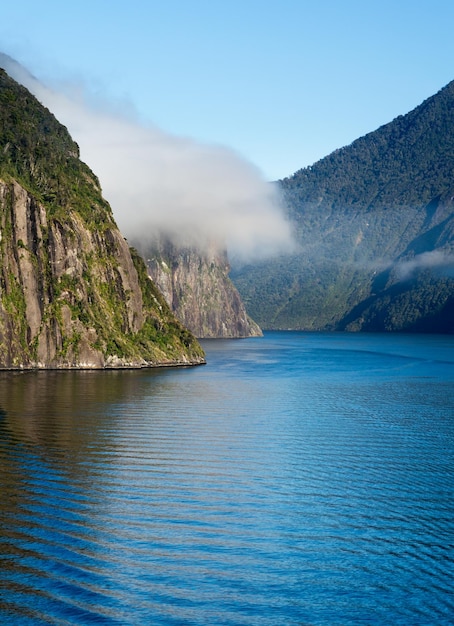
<box><xmin>1</xmin><ymin>0</ymin><xmax>453</xmax><ymax>180</ymax></box>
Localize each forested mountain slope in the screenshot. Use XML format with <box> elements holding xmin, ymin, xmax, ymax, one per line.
<box><xmin>232</xmin><ymin>80</ymin><xmax>454</xmax><ymax>332</ymax></box>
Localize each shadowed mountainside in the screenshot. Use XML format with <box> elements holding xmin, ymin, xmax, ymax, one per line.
<box><xmin>136</xmin><ymin>237</ymin><xmax>262</xmax><ymax>338</ymax></box>
<box><xmin>232</xmin><ymin>80</ymin><xmax>454</xmax><ymax>333</ymax></box>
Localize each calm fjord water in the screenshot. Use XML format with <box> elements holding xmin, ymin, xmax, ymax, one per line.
<box><xmin>0</xmin><ymin>332</ymin><xmax>453</xmax><ymax>625</ymax></box>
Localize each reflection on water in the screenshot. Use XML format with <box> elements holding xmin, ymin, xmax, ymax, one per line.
<box><xmin>0</xmin><ymin>369</ymin><xmax>163</xmax><ymax>447</ymax></box>
<box><xmin>0</xmin><ymin>333</ymin><xmax>453</xmax><ymax>625</ymax></box>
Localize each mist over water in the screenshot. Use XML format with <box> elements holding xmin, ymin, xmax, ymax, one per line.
<box><xmin>1</xmin><ymin>53</ymin><xmax>294</xmax><ymax>262</ymax></box>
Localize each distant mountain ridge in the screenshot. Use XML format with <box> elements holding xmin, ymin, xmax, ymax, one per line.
<box><xmin>232</xmin><ymin>80</ymin><xmax>454</xmax><ymax>332</ymax></box>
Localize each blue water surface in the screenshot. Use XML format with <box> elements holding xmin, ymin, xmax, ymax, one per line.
<box><xmin>0</xmin><ymin>332</ymin><xmax>453</xmax><ymax>625</ymax></box>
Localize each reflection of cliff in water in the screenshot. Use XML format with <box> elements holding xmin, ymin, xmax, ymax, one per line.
<box><xmin>0</xmin><ymin>369</ymin><xmax>167</xmax><ymax>465</ymax></box>
<box><xmin>0</xmin><ymin>369</ymin><xmax>185</xmax><ymax>538</ymax></box>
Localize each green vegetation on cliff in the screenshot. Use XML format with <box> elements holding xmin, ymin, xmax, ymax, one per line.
<box><xmin>0</xmin><ymin>67</ymin><xmax>205</xmax><ymax>367</ymax></box>
<box><xmin>0</xmin><ymin>69</ymin><xmax>113</xmax><ymax>228</ymax></box>
<box><xmin>232</xmin><ymin>80</ymin><xmax>454</xmax><ymax>333</ymax></box>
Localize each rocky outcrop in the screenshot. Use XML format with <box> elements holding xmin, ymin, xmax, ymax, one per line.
<box><xmin>0</xmin><ymin>180</ymin><xmax>205</xmax><ymax>368</ymax></box>
<box><xmin>138</xmin><ymin>238</ymin><xmax>262</xmax><ymax>338</ymax></box>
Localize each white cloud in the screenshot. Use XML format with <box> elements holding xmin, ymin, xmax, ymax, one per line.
<box><xmin>1</xmin><ymin>53</ymin><xmax>294</xmax><ymax>262</ymax></box>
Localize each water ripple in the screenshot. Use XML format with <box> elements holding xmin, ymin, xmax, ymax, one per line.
<box><xmin>0</xmin><ymin>332</ymin><xmax>453</xmax><ymax>624</ymax></box>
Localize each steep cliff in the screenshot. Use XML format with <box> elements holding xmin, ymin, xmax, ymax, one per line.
<box><xmin>138</xmin><ymin>238</ymin><xmax>262</xmax><ymax>338</ymax></box>
<box><xmin>0</xmin><ymin>68</ymin><xmax>205</xmax><ymax>368</ymax></box>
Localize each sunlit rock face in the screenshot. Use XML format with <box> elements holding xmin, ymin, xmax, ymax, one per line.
<box><xmin>0</xmin><ymin>179</ymin><xmax>205</xmax><ymax>368</ymax></box>
<box><xmin>0</xmin><ymin>68</ymin><xmax>205</xmax><ymax>368</ymax></box>
<box><xmin>138</xmin><ymin>237</ymin><xmax>262</xmax><ymax>339</ymax></box>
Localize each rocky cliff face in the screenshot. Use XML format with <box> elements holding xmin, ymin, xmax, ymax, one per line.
<box><xmin>138</xmin><ymin>238</ymin><xmax>262</xmax><ymax>338</ymax></box>
<box><xmin>0</xmin><ymin>180</ymin><xmax>205</xmax><ymax>369</ymax></box>
<box><xmin>0</xmin><ymin>68</ymin><xmax>205</xmax><ymax>368</ymax></box>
